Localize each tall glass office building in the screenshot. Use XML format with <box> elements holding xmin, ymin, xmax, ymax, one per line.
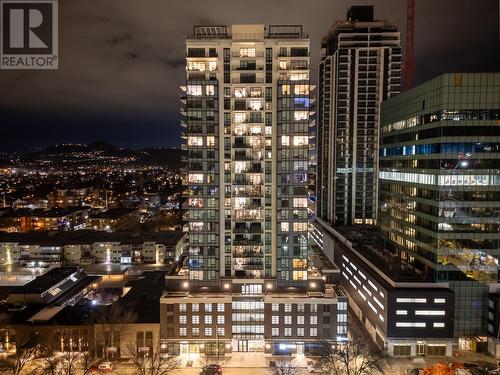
<box><xmin>378</xmin><ymin>73</ymin><xmax>500</xmax><ymax>339</ymax></box>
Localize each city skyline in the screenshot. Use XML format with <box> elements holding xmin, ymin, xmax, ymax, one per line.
<box><xmin>0</xmin><ymin>0</ymin><xmax>499</xmax><ymax>151</ymax></box>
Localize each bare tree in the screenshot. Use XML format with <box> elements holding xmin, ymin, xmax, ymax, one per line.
<box><xmin>316</xmin><ymin>338</ymin><xmax>384</xmax><ymax>375</ymax></box>
<box><xmin>37</xmin><ymin>343</ymin><xmax>89</xmax><ymax>375</ymax></box>
<box><xmin>269</xmin><ymin>357</ymin><xmax>298</xmax><ymax>375</ymax></box>
<box><xmin>77</xmin><ymin>347</ymin><xmax>100</xmax><ymax>375</ymax></box>
<box><xmin>0</xmin><ymin>335</ymin><xmax>41</xmax><ymax>375</ymax></box>
<box><xmin>94</xmin><ymin>303</ymin><xmax>137</xmax><ymax>359</ymax></box>
<box><xmin>126</xmin><ymin>340</ymin><xmax>179</xmax><ymax>375</ymax></box>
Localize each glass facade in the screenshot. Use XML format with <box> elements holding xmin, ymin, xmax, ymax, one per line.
<box><xmin>378</xmin><ymin>73</ymin><xmax>500</xmax><ymax>336</ymax></box>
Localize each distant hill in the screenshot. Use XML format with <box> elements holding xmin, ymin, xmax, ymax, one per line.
<box><xmin>25</xmin><ymin>142</ymin><xmax>182</xmax><ymax>168</ymax></box>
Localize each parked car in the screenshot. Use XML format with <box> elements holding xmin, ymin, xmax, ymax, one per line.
<box><xmin>98</xmin><ymin>362</ymin><xmax>114</xmax><ymax>372</ymax></box>
<box><xmin>200</xmin><ymin>364</ymin><xmax>222</xmax><ymax>375</ymax></box>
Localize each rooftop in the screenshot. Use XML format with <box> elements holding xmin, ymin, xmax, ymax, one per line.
<box><xmin>0</xmin><ymin>230</ymin><xmax>185</xmax><ymax>246</ymax></box>
<box><xmin>188</xmin><ymin>24</ymin><xmax>308</xmax><ymax>40</ymax></box>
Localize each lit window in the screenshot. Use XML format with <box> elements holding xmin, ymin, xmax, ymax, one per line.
<box><xmin>294</xmin><ymin>85</ymin><xmax>309</xmax><ymax>95</ymax></box>
<box><xmin>281</xmin><ymin>135</ymin><xmax>290</xmax><ymax>146</ymax></box>
<box><xmin>234</xmin><ymin>112</ymin><xmax>247</xmax><ymax>124</ymax></box>
<box><xmin>290</xmin><ymin>73</ymin><xmax>308</xmax><ymax>80</ymax></box>
<box><xmin>187</xmin><ymin>61</ymin><xmax>205</xmax><ymax>71</ymax></box>
<box><xmin>292</xmin><ymin>136</ymin><xmax>308</xmax><ymax>146</ymax></box>
<box><xmin>396</xmin><ymin>322</ymin><xmax>426</xmax><ymax>327</ymax></box>
<box><xmin>297</xmin><ymin>328</ymin><xmax>304</xmax><ymax>336</ymax></box>
<box><xmin>179</xmin><ymin>327</ymin><xmax>187</xmax><ymax>336</ymax></box>
<box><xmin>337</xmin><ymin>326</ymin><xmax>347</xmax><ymax>334</ymax></box>
<box><xmin>179</xmin><ymin>304</ymin><xmax>186</xmax><ymax>312</ymax></box>
<box><xmin>206</xmin><ymin>136</ymin><xmax>215</xmax><ymax>147</ymax></box>
<box><xmin>284</xmin><ymin>316</ymin><xmax>292</xmax><ymax>325</ymax></box>
<box><xmin>205</xmin><ymin>303</ymin><xmax>212</xmax><ymax>312</ymax></box>
<box><xmin>434</xmin><ymin>298</ymin><xmax>446</xmax><ymax>304</ymax></box>
<box><xmin>293</xmin><ymin>198</ymin><xmax>307</xmax><ymax>208</ymax></box>
<box><xmin>192</xmin><ymin>315</ymin><xmax>199</xmax><ymax>324</ymax></box>
<box><xmin>297</xmin><ymin>316</ymin><xmax>304</xmax><ymax>325</ymax></box>
<box><xmin>396</xmin><ymin>298</ymin><xmax>427</xmax><ymax>303</ymax></box>
<box><xmin>272</xmin><ymin>304</ymin><xmax>279</xmax><ymax>312</ymax></box>
<box><xmin>208</xmin><ymin>61</ymin><xmax>217</xmax><ymax>71</ymax></box>
<box><xmin>249</xmin><ymin>100</ymin><xmax>262</xmax><ymax>111</ymax></box>
<box><xmin>205</xmin><ymin>315</ymin><xmax>212</xmax><ymax>324</ymax></box>
<box><xmin>310</xmin><ymin>316</ymin><xmax>317</xmax><ymax>325</ymax></box>
<box><xmin>272</xmin><ymin>328</ymin><xmax>279</xmax><ymax>337</ymax></box>
<box><xmin>415</xmin><ymin>310</ymin><xmax>445</xmax><ymax>316</ymax></box>
<box><xmin>293</xmin><ymin>271</ymin><xmax>307</xmax><ymax>280</ymax></box>
<box><xmin>217</xmin><ymin>315</ymin><xmax>225</xmax><ymax>324</ymax></box>
<box><xmin>192</xmin><ymin>327</ymin><xmax>199</xmax><ymax>336</ymax></box>
<box><xmin>234</xmin><ymin>88</ymin><xmax>247</xmax><ymax>98</ymax></box>
<box><xmin>187</xmin><ymin>85</ymin><xmax>202</xmax><ymax>96</ymax></box>
<box><xmin>272</xmin><ymin>316</ymin><xmax>279</xmax><ymax>325</ymax></box>
<box><xmin>205</xmin><ymin>327</ymin><xmax>212</xmax><ymax>336</ymax></box>
<box><xmin>179</xmin><ymin>315</ymin><xmax>187</xmax><ymax>324</ymax></box>
<box><xmin>217</xmin><ymin>304</ymin><xmax>225</xmax><ymax>312</ymax></box>
<box><xmin>284</xmin><ymin>328</ymin><xmax>292</xmax><ymax>337</ymax></box>
<box><xmin>250</xmin><ymin>87</ymin><xmax>262</xmax><ymax>97</ymax></box>
<box><xmin>396</xmin><ymin>310</ymin><xmax>407</xmax><ymax>315</ymax></box>
<box><xmin>281</xmin><ymin>222</ymin><xmax>289</xmax><ymax>232</ymax></box>
<box><xmin>293</xmin><ymin>222</ymin><xmax>308</xmax><ymax>232</ymax></box>
<box><xmin>188</xmin><ymin>174</ymin><xmax>203</xmax><ymax>183</ymax></box>
<box><xmin>279</xmin><ymin>60</ymin><xmax>287</xmax><ymax>69</ymax></box>
<box><xmin>240</xmin><ymin>48</ymin><xmax>256</xmax><ymax>57</ymax></box>
<box><xmin>293</xmin><ymin>111</ymin><xmax>308</xmax><ymax>121</ymax></box>
<box><xmin>217</xmin><ymin>327</ymin><xmax>224</xmax><ymax>336</ymax></box>
<box><xmin>433</xmin><ymin>322</ymin><xmax>445</xmax><ymax>328</ymax></box>
<box><xmin>187</xmin><ymin>136</ymin><xmax>203</xmax><ymax>146</ymax></box>
<box><xmin>284</xmin><ymin>304</ymin><xmax>292</xmax><ymax>312</ymax></box>
<box><xmin>281</xmin><ymin>85</ymin><xmax>291</xmax><ymax>95</ymax></box>
<box><xmin>310</xmin><ymin>328</ymin><xmax>317</xmax><ymax>337</ymax></box>
<box><xmin>206</xmin><ymin>85</ymin><xmax>215</xmax><ymax>96</ymax></box>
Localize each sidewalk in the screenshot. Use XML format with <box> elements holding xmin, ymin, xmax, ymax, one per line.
<box><xmin>177</xmin><ymin>353</ymin><xmax>310</xmax><ymax>368</ymax></box>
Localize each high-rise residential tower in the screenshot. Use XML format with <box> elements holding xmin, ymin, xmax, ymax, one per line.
<box><xmin>317</xmin><ymin>6</ymin><xmax>402</xmax><ymax>225</ymax></box>
<box><xmin>183</xmin><ymin>25</ymin><xmax>310</xmax><ymax>284</ymax></box>
<box><xmin>161</xmin><ymin>25</ymin><xmax>347</xmax><ymax>357</ymax></box>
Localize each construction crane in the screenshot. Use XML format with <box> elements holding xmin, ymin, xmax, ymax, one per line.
<box><xmin>404</xmin><ymin>0</ymin><xmax>415</xmax><ymax>90</ymax></box>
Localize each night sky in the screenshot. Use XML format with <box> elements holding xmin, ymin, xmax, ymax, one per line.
<box><xmin>0</xmin><ymin>0</ymin><xmax>498</xmax><ymax>152</ymax></box>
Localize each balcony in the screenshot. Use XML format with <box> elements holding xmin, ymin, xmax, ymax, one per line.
<box><xmin>233</xmin><ymin>152</ymin><xmax>263</xmax><ymax>161</ymax></box>
<box><xmin>233</xmin><ymin>250</ymin><xmax>263</xmax><ymax>258</ymax></box>
<box><xmin>232</xmin><ymin>65</ymin><xmax>264</xmax><ymax>71</ymax></box>
<box><xmin>231</xmin><ymin>77</ymin><xmax>264</xmax><ymax>84</ymax></box>
<box><xmin>232</xmin><ymin>238</ymin><xmax>262</xmax><ymax>246</ymax></box>
<box><xmin>232</xmin><ymin>186</ymin><xmax>262</xmax><ymax>197</ymax></box>
<box><xmin>232</xmin><ymin>52</ymin><xmax>264</xmax><ymax>58</ymax></box>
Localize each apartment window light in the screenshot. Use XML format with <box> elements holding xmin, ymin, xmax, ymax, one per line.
<box><xmin>240</xmin><ymin>48</ymin><xmax>256</xmax><ymax>57</ymax></box>
<box><xmin>281</xmin><ymin>135</ymin><xmax>290</xmax><ymax>146</ymax></box>
<box><xmin>187</xmin><ymin>84</ymin><xmax>202</xmax><ymax>96</ymax></box>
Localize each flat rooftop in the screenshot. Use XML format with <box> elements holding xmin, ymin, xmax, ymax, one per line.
<box><xmin>324</xmin><ymin>223</ymin><xmax>433</xmax><ymax>283</ymax></box>
<box><xmin>0</xmin><ymin>230</ymin><xmax>184</xmax><ymax>246</ymax></box>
